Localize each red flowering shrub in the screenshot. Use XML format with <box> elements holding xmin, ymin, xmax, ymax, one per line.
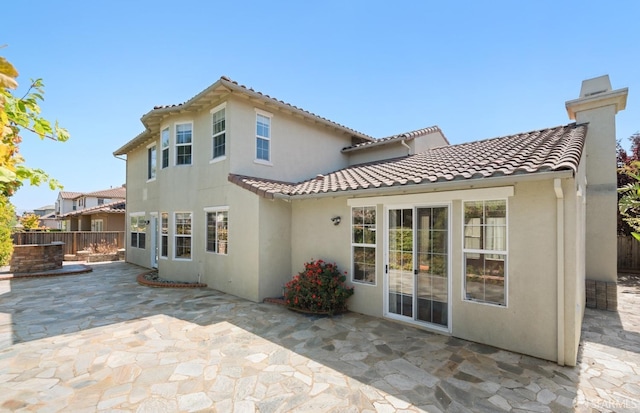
<box><xmin>285</xmin><ymin>259</ymin><xmax>354</xmax><ymax>315</ymax></box>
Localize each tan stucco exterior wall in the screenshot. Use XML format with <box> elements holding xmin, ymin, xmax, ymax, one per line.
<box><xmin>289</xmin><ymin>177</ymin><xmax>582</xmax><ymax>363</ymax></box>
<box><xmin>226</xmin><ymin>97</ymin><xmax>353</xmax><ymax>182</ymax></box>
<box><xmin>258</xmin><ymin>198</ymin><xmax>292</xmax><ymax>300</ymax></box>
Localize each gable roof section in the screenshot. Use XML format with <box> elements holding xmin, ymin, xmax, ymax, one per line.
<box><xmin>114</xmin><ymin>76</ymin><xmax>374</xmax><ymax>156</ymax></box>
<box><xmin>84</xmin><ymin>187</ymin><xmax>126</xmax><ymax>199</ymax></box>
<box><xmin>59</xmin><ymin>191</ymin><xmax>82</xmax><ymax>200</ymax></box>
<box><xmin>229</xmin><ymin>123</ymin><xmax>586</xmax><ymax>199</ymax></box>
<box><xmin>341</xmin><ymin>125</ymin><xmax>448</xmax><ymax>152</ymax></box>
<box><xmin>59</xmin><ymin>187</ymin><xmax>126</xmax><ymax>200</ymax></box>
<box><xmin>61</xmin><ymin>200</ymin><xmax>126</xmax><ymax>217</ymax></box>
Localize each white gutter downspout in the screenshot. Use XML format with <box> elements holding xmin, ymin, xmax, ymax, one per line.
<box><xmin>400</xmin><ymin>139</ymin><xmax>412</xmax><ymax>155</ymax></box>
<box><xmin>554</xmin><ymin>178</ymin><xmax>565</xmax><ymax>366</ymax></box>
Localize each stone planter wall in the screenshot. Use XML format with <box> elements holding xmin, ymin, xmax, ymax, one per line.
<box><xmin>10</xmin><ymin>242</ymin><xmax>64</xmax><ymax>273</ymax></box>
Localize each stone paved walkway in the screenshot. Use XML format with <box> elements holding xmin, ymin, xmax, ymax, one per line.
<box><xmin>0</xmin><ymin>262</ymin><xmax>638</xmax><ymax>412</ymax></box>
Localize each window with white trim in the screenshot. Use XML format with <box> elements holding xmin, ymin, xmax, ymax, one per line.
<box><xmin>174</xmin><ymin>212</ymin><xmax>192</xmax><ymax>259</ymax></box>
<box><xmin>91</xmin><ymin>219</ymin><xmax>103</xmax><ymax>232</ymax></box>
<box><xmin>205</xmin><ymin>208</ymin><xmax>228</xmax><ymax>254</ymax></box>
<box><xmin>212</xmin><ymin>106</ymin><xmax>226</xmax><ymax>159</ymax></box>
<box><xmin>352</xmin><ymin>206</ymin><xmax>376</xmax><ymax>284</ymax></box>
<box><xmin>161</xmin><ymin>127</ymin><xmax>170</xmax><ymax>168</ymax></box>
<box><xmin>463</xmin><ymin>200</ymin><xmax>507</xmax><ymax>306</ymax></box>
<box><xmin>175</xmin><ymin>123</ymin><xmax>192</xmax><ymax>165</ymax></box>
<box><xmin>130</xmin><ymin>214</ymin><xmax>146</xmax><ymax>249</ymax></box>
<box><xmin>148</xmin><ymin>144</ymin><xmax>157</xmax><ymax>180</ymax></box>
<box><xmin>256</xmin><ymin>112</ymin><xmax>271</xmax><ymax>162</ymax></box>
<box><xmin>160</xmin><ymin>212</ymin><xmax>168</xmax><ymax>258</ymax></box>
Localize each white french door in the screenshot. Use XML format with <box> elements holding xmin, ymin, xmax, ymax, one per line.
<box><xmin>386</xmin><ymin>205</ymin><xmax>450</xmax><ymax>330</ymax></box>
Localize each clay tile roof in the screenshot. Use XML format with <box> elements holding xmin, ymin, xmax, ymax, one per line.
<box><xmin>59</xmin><ymin>191</ymin><xmax>82</xmax><ymax>200</ymax></box>
<box><xmin>229</xmin><ymin>123</ymin><xmax>587</xmax><ymax>198</ymax></box>
<box><xmin>342</xmin><ymin>125</ymin><xmax>447</xmax><ymax>152</ymax></box>
<box><xmin>61</xmin><ymin>200</ymin><xmax>126</xmax><ymax>217</ymax></box>
<box><xmin>84</xmin><ymin>187</ymin><xmax>126</xmax><ymax>199</ymax></box>
<box><xmin>114</xmin><ymin>76</ymin><xmax>373</xmax><ymax>156</ymax></box>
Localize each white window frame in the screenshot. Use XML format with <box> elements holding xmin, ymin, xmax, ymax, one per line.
<box><xmin>161</xmin><ymin>127</ymin><xmax>170</xmax><ymax>169</ymax></box>
<box><xmin>255</xmin><ymin>109</ymin><xmax>272</xmax><ymax>165</ymax></box>
<box><xmin>204</xmin><ymin>206</ymin><xmax>229</xmax><ymax>255</ymax></box>
<box><xmin>462</xmin><ymin>199</ymin><xmax>508</xmax><ymax>307</ymax></box>
<box><xmin>160</xmin><ymin>212</ymin><xmax>169</xmax><ymax>259</ymax></box>
<box><xmin>147</xmin><ymin>142</ymin><xmax>157</xmax><ymax>181</ymax></box>
<box><xmin>175</xmin><ymin>122</ymin><xmax>193</xmax><ymax>166</ymax></box>
<box><xmin>210</xmin><ymin>103</ymin><xmax>227</xmax><ymax>163</ymax></box>
<box><xmin>351</xmin><ymin>206</ymin><xmax>377</xmax><ymax>285</ymax></box>
<box><xmin>174</xmin><ymin>211</ymin><xmax>192</xmax><ymax>261</ymax></box>
<box><xmin>130</xmin><ymin>212</ymin><xmax>147</xmax><ymax>249</ymax></box>
<box><xmin>91</xmin><ymin>219</ymin><xmax>104</xmax><ymax>232</ymax></box>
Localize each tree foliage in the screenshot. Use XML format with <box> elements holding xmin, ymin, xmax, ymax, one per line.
<box><xmin>1</xmin><ymin>55</ymin><xmax>70</xmax><ymax>197</ymax></box>
<box><xmin>19</xmin><ymin>213</ymin><xmax>41</xmax><ymax>230</ymax></box>
<box><xmin>617</xmin><ymin>132</ymin><xmax>640</xmax><ymax>238</ymax></box>
<box><xmin>0</xmin><ymin>52</ymin><xmax>69</xmax><ymax>264</ymax></box>
<box><xmin>0</xmin><ymin>200</ymin><xmax>14</xmax><ymax>265</ymax></box>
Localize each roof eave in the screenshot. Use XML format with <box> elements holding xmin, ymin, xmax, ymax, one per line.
<box><xmin>274</xmin><ymin>169</ymin><xmax>576</xmax><ymax>201</ymax></box>
<box><xmin>115</xmin><ymin>77</ymin><xmax>375</xmax><ymax>156</ymax></box>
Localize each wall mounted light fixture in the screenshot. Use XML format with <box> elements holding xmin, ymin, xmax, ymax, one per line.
<box><xmin>331</xmin><ymin>216</ymin><xmax>341</xmax><ymax>226</ymax></box>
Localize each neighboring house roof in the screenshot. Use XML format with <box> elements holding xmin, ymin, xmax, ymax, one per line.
<box><xmin>114</xmin><ymin>76</ymin><xmax>374</xmax><ymax>156</ymax></box>
<box><xmin>34</xmin><ymin>204</ymin><xmax>55</xmax><ymax>211</ymax></box>
<box><xmin>59</xmin><ymin>187</ymin><xmax>126</xmax><ymax>201</ymax></box>
<box><xmin>229</xmin><ymin>123</ymin><xmax>587</xmax><ymax>199</ymax></box>
<box><xmin>59</xmin><ymin>191</ymin><xmax>83</xmax><ymax>200</ymax></box>
<box><xmin>83</xmin><ymin>187</ymin><xmax>126</xmax><ymax>199</ymax></box>
<box><xmin>61</xmin><ymin>200</ymin><xmax>126</xmax><ymax>218</ymax></box>
<box><xmin>341</xmin><ymin>125</ymin><xmax>449</xmax><ymax>152</ymax></box>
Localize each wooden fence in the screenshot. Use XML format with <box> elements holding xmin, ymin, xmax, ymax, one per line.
<box><xmin>618</xmin><ymin>235</ymin><xmax>640</xmax><ymax>271</ymax></box>
<box><xmin>12</xmin><ymin>231</ymin><xmax>125</xmax><ymax>256</ymax></box>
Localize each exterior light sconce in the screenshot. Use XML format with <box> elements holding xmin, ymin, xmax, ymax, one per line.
<box><xmin>331</xmin><ymin>216</ymin><xmax>341</xmax><ymax>226</ymax></box>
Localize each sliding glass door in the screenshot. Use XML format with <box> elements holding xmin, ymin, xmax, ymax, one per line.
<box><xmin>387</xmin><ymin>206</ymin><xmax>449</xmax><ymax>328</ymax></box>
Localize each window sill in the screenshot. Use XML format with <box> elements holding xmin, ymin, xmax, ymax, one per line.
<box><xmin>210</xmin><ymin>156</ymin><xmax>226</xmax><ymax>164</ymax></box>
<box><xmin>146</xmin><ymin>177</ymin><xmax>156</xmax><ymax>183</ymax></box>
<box><xmin>463</xmin><ymin>298</ymin><xmax>506</xmax><ymax>308</ymax></box>
<box><xmin>254</xmin><ymin>159</ymin><xmax>273</xmax><ymax>167</ymax></box>
<box><xmin>351</xmin><ymin>279</ymin><xmax>376</xmax><ymax>287</ymax></box>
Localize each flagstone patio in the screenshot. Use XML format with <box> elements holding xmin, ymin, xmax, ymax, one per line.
<box><xmin>0</xmin><ymin>261</ymin><xmax>638</xmax><ymax>412</ymax></box>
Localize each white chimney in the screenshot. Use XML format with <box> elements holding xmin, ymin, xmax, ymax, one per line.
<box><xmin>565</xmin><ymin>75</ymin><xmax>628</xmax><ymax>283</ymax></box>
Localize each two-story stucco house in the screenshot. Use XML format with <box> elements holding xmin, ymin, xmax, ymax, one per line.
<box><xmin>114</xmin><ymin>75</ymin><xmax>627</xmax><ymax>366</ymax></box>
<box><xmin>55</xmin><ymin>186</ymin><xmax>126</xmax><ymax>230</ymax></box>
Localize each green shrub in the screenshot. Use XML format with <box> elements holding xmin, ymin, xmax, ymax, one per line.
<box><xmin>285</xmin><ymin>259</ymin><xmax>354</xmax><ymax>315</ymax></box>
<box><xmin>0</xmin><ymin>196</ymin><xmax>15</xmax><ymax>265</ymax></box>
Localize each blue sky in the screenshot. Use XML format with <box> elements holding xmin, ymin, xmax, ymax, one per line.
<box><xmin>4</xmin><ymin>0</ymin><xmax>639</xmax><ymax>213</ymax></box>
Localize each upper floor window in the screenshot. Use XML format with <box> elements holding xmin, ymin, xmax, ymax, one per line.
<box><xmin>175</xmin><ymin>123</ymin><xmax>192</xmax><ymax>165</ymax></box>
<box><xmin>256</xmin><ymin>111</ymin><xmax>271</xmax><ymax>162</ymax></box>
<box><xmin>463</xmin><ymin>200</ymin><xmax>507</xmax><ymax>306</ymax></box>
<box><xmin>148</xmin><ymin>144</ymin><xmax>157</xmax><ymax>180</ymax></box>
<box><xmin>212</xmin><ymin>105</ymin><xmax>226</xmax><ymax>160</ymax></box>
<box><xmin>97</xmin><ymin>198</ymin><xmax>105</xmax><ymax>205</ymax></box>
<box><xmin>161</xmin><ymin>127</ymin><xmax>170</xmax><ymax>168</ymax></box>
